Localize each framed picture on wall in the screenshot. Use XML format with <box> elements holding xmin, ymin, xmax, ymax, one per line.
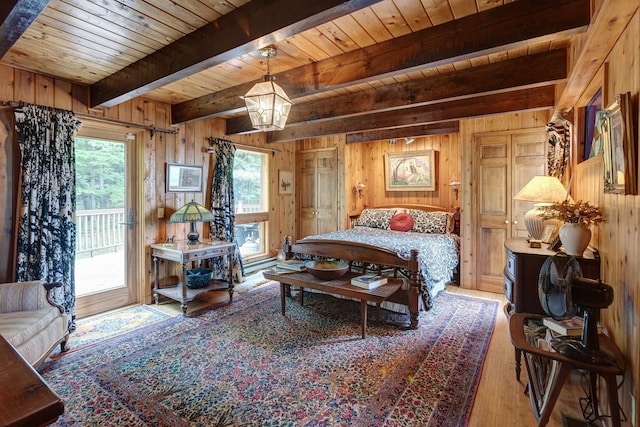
<box><xmin>279</xmin><ymin>170</ymin><xmax>293</xmax><ymax>195</ymax></box>
<box><xmin>166</xmin><ymin>163</ymin><xmax>203</xmax><ymax>192</ymax></box>
<box><xmin>601</xmin><ymin>92</ymin><xmax>637</xmax><ymax>195</ymax></box>
<box><xmin>384</xmin><ymin>150</ymin><xmax>437</xmax><ymax>191</ymax></box>
<box><xmin>584</xmin><ymin>88</ymin><xmax>603</xmax><ymax>160</ymax></box>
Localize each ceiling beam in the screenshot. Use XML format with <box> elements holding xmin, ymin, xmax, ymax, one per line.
<box><xmin>226</xmin><ymin>49</ymin><xmax>567</xmax><ymax>134</ymax></box>
<box><xmin>264</xmin><ymin>86</ymin><xmax>555</xmax><ymax>143</ymax></box>
<box><xmin>346</xmin><ymin>123</ymin><xmax>460</xmax><ymax>144</ymax></box>
<box><xmin>0</xmin><ymin>0</ymin><xmax>50</xmax><ymax>58</ymax></box>
<box><xmin>173</xmin><ymin>0</ymin><xmax>588</xmax><ymax>125</ymax></box>
<box><xmin>555</xmin><ymin>0</ymin><xmax>639</xmax><ymax>111</ymax></box>
<box><xmin>89</xmin><ymin>0</ymin><xmax>381</xmax><ymax>108</ymax></box>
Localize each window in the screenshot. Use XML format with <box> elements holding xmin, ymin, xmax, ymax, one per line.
<box><xmin>233</xmin><ymin>149</ymin><xmax>269</xmax><ymax>261</ymax></box>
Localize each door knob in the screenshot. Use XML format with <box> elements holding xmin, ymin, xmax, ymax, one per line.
<box><xmin>504</xmin><ymin>220</ymin><xmax>510</xmax><ymax>225</ymax></box>
<box><xmin>119</xmin><ymin>207</ymin><xmax>134</xmax><ymax>230</ymax></box>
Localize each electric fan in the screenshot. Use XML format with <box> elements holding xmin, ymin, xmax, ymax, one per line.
<box><xmin>538</xmin><ymin>255</ymin><xmax>614</xmax><ymax>364</ymax></box>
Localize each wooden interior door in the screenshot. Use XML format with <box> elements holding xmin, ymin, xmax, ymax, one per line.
<box><xmin>475</xmin><ymin>130</ymin><xmax>546</xmax><ymax>293</ymax></box>
<box><xmin>511</xmin><ymin>131</ymin><xmax>548</xmax><ymax>238</ymax></box>
<box><xmin>297</xmin><ymin>148</ymin><xmax>337</xmax><ymax>238</ymax></box>
<box><xmin>314</xmin><ymin>149</ymin><xmax>338</xmax><ymax>235</ymax></box>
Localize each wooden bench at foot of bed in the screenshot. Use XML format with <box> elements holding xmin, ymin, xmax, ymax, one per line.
<box><xmin>283</xmin><ymin>237</ymin><xmax>421</xmax><ymax>329</ymax></box>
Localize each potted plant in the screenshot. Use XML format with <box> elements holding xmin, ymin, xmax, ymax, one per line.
<box><xmin>537</xmin><ymin>200</ymin><xmax>604</xmax><ymax>256</ymax></box>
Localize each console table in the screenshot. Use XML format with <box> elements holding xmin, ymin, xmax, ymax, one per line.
<box><xmin>151</xmin><ymin>239</ymin><xmax>235</xmax><ymax>314</ymax></box>
<box><xmin>509</xmin><ymin>313</ymin><xmax>624</xmax><ymax>427</ymax></box>
<box><xmin>263</xmin><ymin>269</ymin><xmax>402</xmax><ymax>339</ymax></box>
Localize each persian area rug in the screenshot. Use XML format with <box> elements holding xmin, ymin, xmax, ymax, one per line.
<box><xmin>40</xmin><ymin>283</ymin><xmax>498</xmax><ymax>427</ymax></box>
<box><xmin>50</xmin><ymin>304</ymin><xmax>173</xmax><ymax>358</ymax></box>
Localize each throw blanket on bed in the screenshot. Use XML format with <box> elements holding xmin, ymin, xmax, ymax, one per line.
<box><xmin>303</xmin><ymin>227</ymin><xmax>460</xmax><ymax>304</ymax></box>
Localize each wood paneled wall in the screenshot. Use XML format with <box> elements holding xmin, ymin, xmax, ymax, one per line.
<box><xmin>346</xmin><ymin>134</ymin><xmax>461</xmax><ymax>213</ymax></box>
<box><xmin>294</xmin><ymin>134</ymin><xmax>461</xmax><ymax>231</ymax></box>
<box><xmin>572</xmin><ymin>8</ymin><xmax>639</xmax><ymax>422</ymax></box>
<box><xmin>0</xmin><ymin>64</ymin><xmax>296</xmax><ymax>304</ymax></box>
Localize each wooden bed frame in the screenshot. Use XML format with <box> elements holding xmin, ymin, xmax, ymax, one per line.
<box><xmin>282</xmin><ymin>205</ymin><xmax>460</xmax><ymax>329</ymax></box>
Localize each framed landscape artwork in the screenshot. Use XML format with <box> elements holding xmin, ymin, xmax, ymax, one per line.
<box><xmin>166</xmin><ymin>163</ymin><xmax>203</xmax><ymax>193</ymax></box>
<box><xmin>601</xmin><ymin>92</ymin><xmax>637</xmax><ymax>195</ymax></box>
<box><xmin>384</xmin><ymin>150</ymin><xmax>436</xmax><ymax>191</ymax></box>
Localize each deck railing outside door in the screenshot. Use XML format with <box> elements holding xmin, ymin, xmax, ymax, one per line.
<box><xmin>75</xmin><ymin>208</ymin><xmax>125</xmax><ymax>256</ymax></box>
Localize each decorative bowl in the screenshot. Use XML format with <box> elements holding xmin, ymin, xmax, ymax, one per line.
<box><xmin>186</xmin><ymin>268</ymin><xmax>213</xmax><ymax>289</ymax></box>
<box><xmin>304</xmin><ymin>260</ymin><xmax>349</xmax><ymax>280</ymax></box>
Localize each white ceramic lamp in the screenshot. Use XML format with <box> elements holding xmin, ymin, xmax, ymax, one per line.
<box><xmin>513</xmin><ymin>176</ymin><xmax>572</xmax><ymax>240</ymax></box>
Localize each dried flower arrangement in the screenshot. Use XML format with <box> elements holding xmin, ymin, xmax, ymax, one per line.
<box><xmin>537</xmin><ymin>200</ymin><xmax>604</xmax><ymax>227</ymax></box>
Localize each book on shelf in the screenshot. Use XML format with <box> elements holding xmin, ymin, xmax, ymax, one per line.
<box><xmin>543</xmin><ymin>315</ymin><xmax>601</xmax><ymax>336</ymax></box>
<box><xmin>351</xmin><ymin>274</ymin><xmax>388</xmax><ymax>289</ymax></box>
<box><xmin>275</xmin><ymin>259</ymin><xmax>307</xmax><ymax>271</ymax></box>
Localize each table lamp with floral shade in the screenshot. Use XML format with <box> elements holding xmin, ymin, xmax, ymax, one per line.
<box><xmin>537</xmin><ymin>200</ymin><xmax>604</xmax><ymax>256</ymax></box>
<box><xmin>169</xmin><ymin>200</ymin><xmax>215</xmax><ymax>245</ymax></box>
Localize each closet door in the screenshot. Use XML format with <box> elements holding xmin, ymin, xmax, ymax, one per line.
<box><xmin>475</xmin><ymin>130</ymin><xmax>546</xmax><ymax>293</ymax></box>
<box><xmin>297</xmin><ymin>148</ymin><xmax>337</xmax><ymax>238</ymax></box>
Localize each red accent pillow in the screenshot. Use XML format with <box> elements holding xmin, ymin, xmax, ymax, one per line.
<box><xmin>389</xmin><ymin>213</ymin><xmax>414</xmax><ymax>232</ymax></box>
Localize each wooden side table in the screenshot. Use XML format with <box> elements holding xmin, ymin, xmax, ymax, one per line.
<box><xmin>509</xmin><ymin>313</ymin><xmax>625</xmax><ymax>427</ymax></box>
<box><xmin>151</xmin><ymin>239</ymin><xmax>236</xmax><ymax>314</ymax></box>
<box><xmin>503</xmin><ymin>238</ymin><xmax>600</xmax><ymax>380</ymax></box>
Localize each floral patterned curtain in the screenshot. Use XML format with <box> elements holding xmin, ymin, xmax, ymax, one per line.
<box><xmin>14</xmin><ymin>103</ymin><xmax>81</xmax><ymax>330</ymax></box>
<box><xmin>209</xmin><ymin>138</ymin><xmax>244</xmax><ymax>282</ymax></box>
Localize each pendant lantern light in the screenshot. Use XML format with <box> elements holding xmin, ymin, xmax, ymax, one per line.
<box><xmin>242</xmin><ymin>46</ymin><xmax>292</xmax><ymax>131</ymax></box>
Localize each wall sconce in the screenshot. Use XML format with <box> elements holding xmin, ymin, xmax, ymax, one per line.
<box><xmin>448</xmin><ymin>180</ymin><xmax>461</xmax><ymax>200</ymax></box>
<box><xmin>404</xmin><ymin>137</ymin><xmax>415</xmax><ymax>144</ymax></box>
<box><xmin>352</xmin><ymin>182</ymin><xmax>366</xmax><ymax>198</ymax></box>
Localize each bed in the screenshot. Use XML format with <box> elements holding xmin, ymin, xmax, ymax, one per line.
<box><xmin>282</xmin><ymin>205</ymin><xmax>460</xmax><ymax>328</ymax></box>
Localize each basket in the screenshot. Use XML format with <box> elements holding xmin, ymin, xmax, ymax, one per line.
<box><xmin>186</xmin><ymin>268</ymin><xmax>213</xmax><ymax>289</ymax></box>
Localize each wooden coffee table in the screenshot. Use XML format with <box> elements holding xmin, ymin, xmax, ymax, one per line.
<box><xmin>263</xmin><ymin>269</ymin><xmax>402</xmax><ymax>338</ymax></box>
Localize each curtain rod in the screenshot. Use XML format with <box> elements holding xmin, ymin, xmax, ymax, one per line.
<box><xmin>3</xmin><ymin>101</ymin><xmax>178</xmax><ymax>137</ymax></box>
<box><xmin>207</xmin><ymin>136</ymin><xmax>281</xmax><ymax>156</ymax></box>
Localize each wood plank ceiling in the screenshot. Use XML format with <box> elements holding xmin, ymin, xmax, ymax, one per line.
<box><xmin>0</xmin><ymin>0</ymin><xmax>590</xmax><ymax>143</ymax></box>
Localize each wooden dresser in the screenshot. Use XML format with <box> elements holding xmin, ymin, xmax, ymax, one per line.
<box><xmin>503</xmin><ymin>238</ymin><xmax>601</xmax><ymax>317</ymax></box>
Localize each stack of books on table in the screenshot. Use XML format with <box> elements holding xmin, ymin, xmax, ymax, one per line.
<box><xmin>275</xmin><ymin>259</ymin><xmax>307</xmax><ymax>271</ymax></box>
<box><xmin>351</xmin><ymin>274</ymin><xmax>388</xmax><ymax>290</ymax></box>
<box><xmin>543</xmin><ymin>315</ymin><xmax>601</xmax><ymax>336</ymax></box>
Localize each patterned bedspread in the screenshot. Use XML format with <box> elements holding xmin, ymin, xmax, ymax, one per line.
<box><xmin>303</xmin><ymin>227</ymin><xmax>460</xmax><ymax>301</ymax></box>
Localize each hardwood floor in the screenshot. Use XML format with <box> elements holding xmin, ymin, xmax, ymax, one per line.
<box><xmin>154</xmin><ymin>279</ymin><xmax>605</xmax><ymax>427</ymax></box>
<box><xmin>448</xmin><ymin>286</ymin><xmax>603</xmax><ymax>427</ymax></box>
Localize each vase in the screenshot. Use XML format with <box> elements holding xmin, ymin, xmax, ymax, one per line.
<box><xmin>559</xmin><ymin>223</ymin><xmax>591</xmax><ymax>256</ymax></box>
<box><xmin>276</xmin><ymin>249</ymin><xmax>286</xmax><ymax>262</ymax></box>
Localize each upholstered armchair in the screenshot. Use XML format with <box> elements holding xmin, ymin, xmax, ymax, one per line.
<box><xmin>0</xmin><ymin>281</ymin><xmax>69</xmax><ymax>367</ymax></box>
